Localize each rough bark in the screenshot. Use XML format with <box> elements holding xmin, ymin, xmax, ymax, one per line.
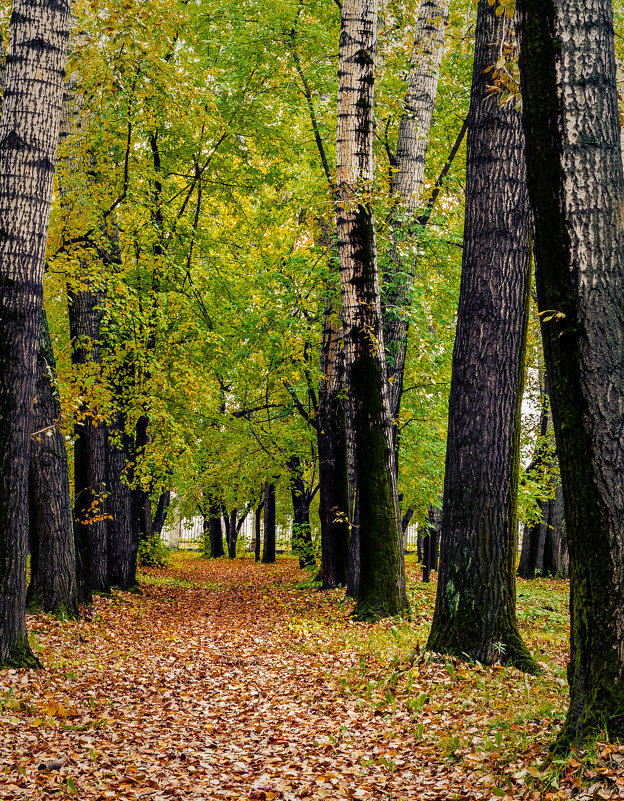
<box><xmin>336</xmin><ymin>0</ymin><xmax>408</xmax><ymax>620</ymax></box>
<box><xmin>106</xmin><ymin>420</ymin><xmax>137</xmax><ymax>589</ymax></box>
<box><xmin>0</xmin><ymin>0</ymin><xmax>70</xmax><ymax>667</ymax></box>
<box><xmin>519</xmin><ymin>0</ymin><xmax>624</xmax><ymax>746</ymax></box>
<box><xmin>383</xmin><ymin>0</ymin><xmax>451</xmax><ymax>436</ymax></box>
<box><xmin>262</xmin><ymin>481</ymin><xmax>276</xmax><ymax>565</ymax></box>
<box><xmin>27</xmin><ymin>308</ymin><xmax>78</xmax><ymax>619</ymax></box>
<box><xmin>318</xmin><ymin>305</ymin><xmax>350</xmax><ymax>587</ymax></box>
<box><xmin>426</xmin><ymin>0</ymin><xmax>536</xmax><ymax>671</ymax></box>
<box><xmin>69</xmin><ymin>282</ymin><xmax>110</xmax><ymax>594</ymax></box>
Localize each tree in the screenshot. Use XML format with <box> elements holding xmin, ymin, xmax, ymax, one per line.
<box><xmin>426</xmin><ymin>0</ymin><xmax>536</xmax><ymax>671</ymax></box>
<box><xmin>106</xmin><ymin>421</ymin><xmax>137</xmax><ymax>589</ymax></box>
<box><xmin>262</xmin><ymin>481</ymin><xmax>276</xmax><ymax>565</ymax></box>
<box><xmin>0</xmin><ymin>0</ymin><xmax>71</xmax><ymax>667</ymax></box>
<box><xmin>69</xmin><ymin>272</ymin><xmax>110</xmax><ymax>594</ymax></box>
<box><xmin>517</xmin><ymin>390</ymin><xmax>568</xmax><ymax>580</ymax></box>
<box><xmin>27</xmin><ymin>308</ymin><xmax>78</xmax><ymax>618</ymax></box>
<box><xmin>336</xmin><ymin>0</ymin><xmax>409</xmax><ymax>620</ymax></box>
<box><xmin>287</xmin><ymin>455</ymin><xmax>315</xmax><ymax>568</ymax></box>
<box><xmin>519</xmin><ymin>0</ymin><xmax>624</xmax><ymax>747</ymax></box>
<box><xmin>382</xmin><ymin>0</ymin><xmax>451</xmax><ymax>454</ymax></box>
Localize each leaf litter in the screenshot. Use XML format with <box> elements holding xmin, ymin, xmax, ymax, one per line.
<box><xmin>0</xmin><ymin>555</ymin><xmax>622</xmax><ymax>800</ymax></box>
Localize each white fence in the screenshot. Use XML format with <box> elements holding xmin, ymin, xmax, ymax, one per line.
<box><xmin>163</xmin><ymin>511</ymin><xmax>420</xmax><ymax>553</ymax></box>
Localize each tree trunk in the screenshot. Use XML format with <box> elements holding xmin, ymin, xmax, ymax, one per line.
<box><xmin>262</xmin><ymin>481</ymin><xmax>276</xmax><ymax>564</ymax></box>
<box><xmin>318</xmin><ymin>305</ymin><xmax>350</xmax><ymax>588</ymax></box>
<box><xmin>224</xmin><ymin>509</ymin><xmax>237</xmax><ymax>559</ymax></box>
<box><xmin>131</xmin><ymin>414</ymin><xmax>153</xmax><ymax>547</ymax></box>
<box><xmin>427</xmin><ymin>504</ymin><xmax>440</xmax><ymax>572</ymax></box>
<box><xmin>519</xmin><ymin>0</ymin><xmax>624</xmax><ymax>746</ymax></box>
<box><xmin>106</xmin><ymin>420</ymin><xmax>137</xmax><ymax>589</ymax></box>
<box><xmin>383</xmin><ymin>0</ymin><xmax>450</xmax><ymax>442</ymax></box>
<box><xmin>0</xmin><ymin>0</ymin><xmax>70</xmax><ymax>667</ymax></box>
<box><xmin>426</xmin><ymin>0</ymin><xmax>536</xmax><ymax>671</ymax></box>
<box><xmin>518</xmin><ymin>384</ymin><xmax>550</xmax><ymax>579</ymax></box>
<box><xmin>209</xmin><ymin>509</ymin><xmax>224</xmax><ymax>558</ymax></box>
<box><xmin>549</xmin><ymin>482</ymin><xmax>568</xmax><ymax>579</ymax></box>
<box><xmin>254</xmin><ymin>499</ymin><xmax>262</xmax><ymax>563</ymax></box>
<box><xmin>69</xmin><ymin>283</ymin><xmax>110</xmax><ymax>594</ymax></box>
<box><xmin>518</xmin><ymin>466</ymin><xmax>568</xmax><ymax>580</ymax></box>
<box><xmin>27</xmin><ymin>308</ymin><xmax>78</xmax><ymax>619</ymax></box>
<box><xmin>288</xmin><ymin>456</ymin><xmax>314</xmax><ymax>568</ymax></box>
<box><xmin>336</xmin><ymin>0</ymin><xmax>408</xmax><ymax>620</ymax></box>
<box><xmin>152</xmin><ymin>491</ymin><xmax>171</xmax><ymax>538</ymax></box>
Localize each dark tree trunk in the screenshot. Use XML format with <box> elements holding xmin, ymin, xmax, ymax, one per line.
<box><xmin>254</xmin><ymin>500</ymin><xmax>262</xmax><ymax>563</ymax></box>
<box><xmin>427</xmin><ymin>504</ymin><xmax>441</xmax><ymax>572</ymax></box>
<box><xmin>519</xmin><ymin>0</ymin><xmax>624</xmax><ymax>746</ymax></box>
<box><xmin>262</xmin><ymin>481</ymin><xmax>276</xmax><ymax>564</ymax></box>
<box><xmin>517</xmin><ymin>384</ymin><xmax>550</xmax><ymax>579</ymax></box>
<box><xmin>0</xmin><ymin>0</ymin><xmax>70</xmax><ymax>666</ymax></box>
<box><xmin>152</xmin><ymin>491</ymin><xmax>171</xmax><ymax>538</ymax></box>
<box><xmin>336</xmin><ymin>0</ymin><xmax>408</xmax><ymax>620</ymax></box>
<box><xmin>318</xmin><ymin>306</ymin><xmax>350</xmax><ymax>588</ymax></box>
<box><xmin>69</xmin><ymin>283</ymin><xmax>110</xmax><ymax>594</ymax></box>
<box><xmin>518</xmin><ymin>518</ymin><xmax>539</xmax><ymax>580</ymax></box>
<box><xmin>422</xmin><ymin>505</ymin><xmax>440</xmax><ymax>582</ymax></box>
<box><xmin>209</xmin><ymin>510</ymin><xmax>224</xmax><ymax>558</ymax></box>
<box><xmin>288</xmin><ymin>456</ymin><xmax>314</xmax><ymax>568</ymax></box>
<box><xmin>549</xmin><ymin>482</ymin><xmax>568</xmax><ymax>579</ymax></box>
<box><xmin>427</xmin><ymin>0</ymin><xmax>536</xmax><ymax>671</ymax></box>
<box><xmin>131</xmin><ymin>414</ymin><xmax>153</xmax><ymax>547</ymax></box>
<box><xmin>224</xmin><ymin>509</ymin><xmax>237</xmax><ymax>559</ymax></box>
<box><xmin>518</xmin><ymin>477</ymin><xmax>568</xmax><ymax>580</ymax></box>
<box><xmin>106</xmin><ymin>420</ymin><xmax>137</xmax><ymax>589</ymax></box>
<box><xmin>27</xmin><ymin>308</ymin><xmax>78</xmax><ymax>619</ymax></box>
<box><xmin>517</xmin><ymin>390</ymin><xmax>569</xmax><ymax>581</ymax></box>
<box><xmin>346</xmin><ymin>516</ymin><xmax>360</xmax><ymax>598</ymax></box>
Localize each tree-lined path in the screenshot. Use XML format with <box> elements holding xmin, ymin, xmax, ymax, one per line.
<box><xmin>2</xmin><ymin>555</ymin><xmax>621</xmax><ymax>800</ymax></box>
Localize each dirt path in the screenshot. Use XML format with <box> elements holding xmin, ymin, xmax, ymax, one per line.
<box><xmin>0</xmin><ymin>556</ymin><xmax>606</xmax><ymax>800</ymax></box>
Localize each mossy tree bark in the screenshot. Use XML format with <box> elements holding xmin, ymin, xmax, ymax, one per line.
<box><xmin>519</xmin><ymin>0</ymin><xmax>624</xmax><ymax>747</ymax></box>
<box><xmin>0</xmin><ymin>0</ymin><xmax>70</xmax><ymax>667</ymax></box>
<box><xmin>27</xmin><ymin>308</ymin><xmax>78</xmax><ymax>619</ymax></box>
<box><xmin>426</xmin><ymin>0</ymin><xmax>536</xmax><ymax>671</ymax></box>
<box><xmin>336</xmin><ymin>0</ymin><xmax>409</xmax><ymax>620</ymax></box>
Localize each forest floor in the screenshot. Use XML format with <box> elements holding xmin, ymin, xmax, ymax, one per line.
<box><xmin>1</xmin><ymin>555</ymin><xmax>623</xmax><ymax>801</ymax></box>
